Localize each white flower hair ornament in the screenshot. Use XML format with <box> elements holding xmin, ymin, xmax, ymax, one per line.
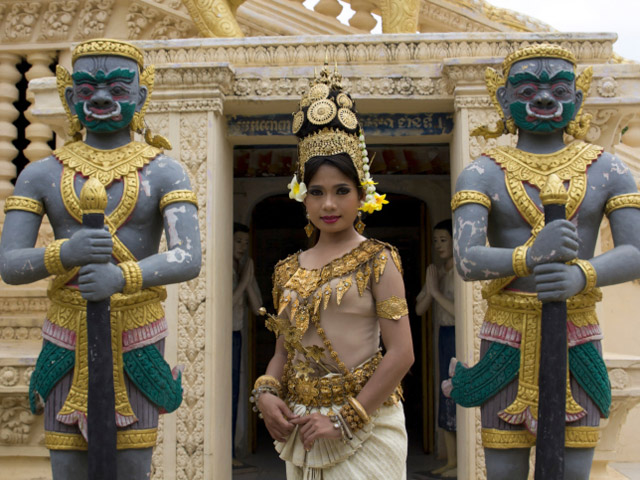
<box><xmin>288</xmin><ymin>173</ymin><xmax>307</xmax><ymax>202</ymax></box>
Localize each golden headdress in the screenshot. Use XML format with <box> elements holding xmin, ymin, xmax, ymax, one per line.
<box><xmin>471</xmin><ymin>43</ymin><xmax>592</xmax><ymax>140</ymax></box>
<box><xmin>57</xmin><ymin>38</ymin><xmax>170</xmax><ymax>149</ymax></box>
<box><xmin>289</xmin><ymin>64</ymin><xmax>387</xmax><ymax>214</ymax></box>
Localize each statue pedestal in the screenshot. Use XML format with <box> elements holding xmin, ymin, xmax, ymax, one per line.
<box><xmin>592</xmin><ymin>353</ymin><xmax>640</xmax><ymax>479</ymax></box>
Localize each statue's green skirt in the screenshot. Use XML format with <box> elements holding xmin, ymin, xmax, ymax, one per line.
<box><xmin>450</xmin><ymin>341</ymin><xmax>610</xmax><ymax>417</ymax></box>
<box><xmin>30</xmin><ymin>341</ymin><xmax>183</xmax><ymax>415</ymax></box>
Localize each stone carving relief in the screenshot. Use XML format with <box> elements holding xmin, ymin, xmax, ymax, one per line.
<box><xmin>585</xmin><ymin>108</ymin><xmax>618</xmax><ymax>143</ymax></box>
<box><xmin>74</xmin><ymin>0</ymin><xmax>115</xmax><ymax>39</ymax></box>
<box><xmin>176</xmin><ymin>113</ymin><xmax>208</xmax><ymax>480</ymax></box>
<box><xmin>150</xmin><ymin>16</ymin><xmax>192</xmax><ymax>40</ymax></box>
<box><xmin>127</xmin><ymin>3</ymin><xmax>159</xmax><ymax>39</ymax></box>
<box><xmin>597</xmin><ymin>76</ymin><xmax>618</xmax><ymax>98</ymax></box>
<box><xmin>39</xmin><ymin>1</ymin><xmax>79</xmax><ymax>40</ymax></box>
<box><xmin>4</xmin><ymin>2</ymin><xmax>41</xmax><ymax>42</ymax></box>
<box><xmin>609</xmin><ymin>368</ymin><xmax>630</xmax><ymax>390</ymax></box>
<box><xmin>0</xmin><ymin>396</ymin><xmax>34</xmax><ymax>445</ymax></box>
<box><xmin>1</xmin><ymin>326</ymin><xmax>41</xmax><ymax>341</ymax></box>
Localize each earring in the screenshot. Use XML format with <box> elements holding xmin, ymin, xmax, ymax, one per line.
<box><xmin>304</xmin><ymin>213</ymin><xmax>315</xmax><ymax>238</ymax></box>
<box><xmin>355</xmin><ymin>211</ymin><xmax>365</xmax><ymax>235</ymax></box>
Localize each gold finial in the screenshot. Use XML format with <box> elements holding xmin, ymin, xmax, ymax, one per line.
<box><xmin>540</xmin><ymin>174</ymin><xmax>568</xmax><ymax>206</ymax></box>
<box><xmin>258</xmin><ymin>307</ymin><xmax>267</xmax><ymax>316</ymax></box>
<box><xmin>79</xmin><ymin>177</ymin><xmax>108</xmax><ymax>214</ymax></box>
<box><xmin>72</xmin><ymin>39</ymin><xmax>144</xmax><ymax>69</ymax></box>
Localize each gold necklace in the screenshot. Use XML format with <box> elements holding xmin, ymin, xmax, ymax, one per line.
<box><xmin>54</xmin><ymin>140</ymin><xmax>161</xmax><ymax>186</ymax></box>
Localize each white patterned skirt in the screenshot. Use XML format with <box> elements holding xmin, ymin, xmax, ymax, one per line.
<box><xmin>276</xmin><ymin>402</ymin><xmax>407</xmax><ymax>480</ymax></box>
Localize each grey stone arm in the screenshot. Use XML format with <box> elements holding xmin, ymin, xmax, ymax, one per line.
<box><xmin>453</xmin><ymin>203</ymin><xmax>514</xmax><ymax>281</ymax></box>
<box><xmin>0</xmin><ymin>210</ymin><xmax>47</xmax><ymax>284</ymax></box>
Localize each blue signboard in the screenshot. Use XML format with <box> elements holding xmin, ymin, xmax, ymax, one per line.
<box><xmin>227</xmin><ymin>113</ymin><xmax>453</xmax><ymax>137</ymax></box>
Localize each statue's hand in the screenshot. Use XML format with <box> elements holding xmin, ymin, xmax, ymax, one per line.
<box><xmin>78</xmin><ymin>262</ymin><xmax>125</xmax><ymax>302</ymax></box>
<box><xmin>533</xmin><ymin>263</ymin><xmax>584</xmax><ymax>303</ymax></box>
<box><xmin>529</xmin><ymin>220</ymin><xmax>579</xmax><ymax>267</ymax></box>
<box><xmin>61</xmin><ymin>228</ymin><xmax>113</xmax><ymax>267</ymax></box>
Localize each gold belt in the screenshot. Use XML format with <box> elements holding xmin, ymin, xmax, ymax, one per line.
<box><xmin>285</xmin><ymin>352</ymin><xmax>401</xmax><ymax>408</ymax></box>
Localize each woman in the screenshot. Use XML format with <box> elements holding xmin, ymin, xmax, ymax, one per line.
<box><xmin>251</xmin><ymin>65</ymin><xmax>414</xmax><ymax>479</ymax></box>
<box><xmin>415</xmin><ymin>220</ymin><xmax>456</xmax><ymax>477</ymax></box>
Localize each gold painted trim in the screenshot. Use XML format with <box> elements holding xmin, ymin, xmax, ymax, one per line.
<box><xmin>44</xmin><ymin>239</ymin><xmax>69</xmax><ymax>276</ymax></box>
<box><xmin>512</xmin><ymin>245</ymin><xmax>531</xmax><ymax>277</ymax></box>
<box><xmin>451</xmin><ymin>190</ymin><xmax>491</xmax><ymax>212</ymax></box>
<box><xmin>119</xmin><ymin>261</ymin><xmax>143</xmax><ymax>295</ymax></box>
<box><xmin>46</xmin><ymin>428</ymin><xmax>158</xmax><ymax>450</ymax></box>
<box><xmin>604</xmin><ymin>193</ymin><xmax>640</xmax><ymax>216</ymax></box>
<box><xmin>481</xmin><ymin>426</ymin><xmax>599</xmax><ymax>449</ymax></box>
<box><xmin>159</xmin><ymin>190</ymin><xmax>199</xmax><ymax>212</ymax></box>
<box><xmin>4</xmin><ymin>195</ymin><xmax>44</xmax><ymax>216</ymax></box>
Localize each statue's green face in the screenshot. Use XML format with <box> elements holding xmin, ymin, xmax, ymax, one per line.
<box><xmin>503</xmin><ymin>58</ymin><xmax>577</xmax><ymax>134</ymax></box>
<box><xmin>70</xmin><ymin>56</ymin><xmax>141</xmax><ymax>133</ymax></box>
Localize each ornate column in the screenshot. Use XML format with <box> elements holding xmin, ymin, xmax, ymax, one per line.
<box><xmin>378</xmin><ymin>0</ymin><xmax>419</xmax><ymax>33</ymax></box>
<box><xmin>349</xmin><ymin>0</ymin><xmax>377</xmax><ymax>31</ymax></box>
<box><xmin>0</xmin><ymin>53</ymin><xmax>21</xmax><ymax>212</ymax></box>
<box><xmin>23</xmin><ymin>52</ymin><xmax>56</xmax><ymax>163</ymax></box>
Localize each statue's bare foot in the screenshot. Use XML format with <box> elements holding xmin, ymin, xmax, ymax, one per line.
<box><xmin>442</xmin><ymin>466</ymin><xmax>457</xmax><ymax>477</ymax></box>
<box><xmin>441</xmin><ymin>379</ymin><xmax>453</xmax><ymax>397</ymax></box>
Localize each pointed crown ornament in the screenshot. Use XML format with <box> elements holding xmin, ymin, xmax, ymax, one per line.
<box><xmin>289</xmin><ymin>63</ymin><xmax>388</xmax><ymax>214</ymax></box>
<box><xmin>471</xmin><ymin>44</ymin><xmax>593</xmax><ymax>140</ymax></box>
<box><xmin>57</xmin><ymin>38</ymin><xmax>170</xmax><ymax>149</ymax></box>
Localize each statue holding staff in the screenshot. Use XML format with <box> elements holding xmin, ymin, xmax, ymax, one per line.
<box><xmin>0</xmin><ymin>39</ymin><xmax>201</xmax><ymax>479</ymax></box>
<box><xmin>443</xmin><ymin>44</ymin><xmax>640</xmax><ymax>479</ymax></box>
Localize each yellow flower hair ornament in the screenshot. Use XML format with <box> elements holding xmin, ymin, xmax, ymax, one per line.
<box><xmin>358</xmin><ymin>131</ymin><xmax>388</xmax><ymax>213</ymax></box>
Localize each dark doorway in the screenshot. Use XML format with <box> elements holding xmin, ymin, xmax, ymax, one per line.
<box><xmin>247</xmin><ymin>191</ymin><xmax>434</xmax><ymax>455</ymax></box>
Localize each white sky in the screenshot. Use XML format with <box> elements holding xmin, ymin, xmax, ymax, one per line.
<box><xmin>304</xmin><ymin>0</ymin><xmax>640</xmax><ymax>62</ymax></box>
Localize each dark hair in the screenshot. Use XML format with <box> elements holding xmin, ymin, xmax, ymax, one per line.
<box><xmin>433</xmin><ymin>219</ymin><xmax>452</xmax><ymax>237</ymax></box>
<box><xmin>233</xmin><ymin>222</ymin><xmax>249</xmax><ymax>234</ymax></box>
<box><xmin>303</xmin><ymin>153</ymin><xmax>363</xmax><ymax>196</ymax></box>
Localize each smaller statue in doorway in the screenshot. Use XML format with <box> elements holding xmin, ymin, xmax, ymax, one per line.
<box><xmin>416</xmin><ymin>219</ymin><xmax>456</xmax><ymax>477</ymax></box>
<box><xmin>232</xmin><ymin>223</ymin><xmax>262</xmax><ymax>466</ymax></box>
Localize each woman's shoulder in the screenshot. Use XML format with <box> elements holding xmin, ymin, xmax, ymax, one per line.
<box><xmin>272</xmin><ymin>251</ymin><xmax>300</xmax><ymax>287</ymax></box>
<box><xmin>367</xmin><ymin>238</ymin><xmax>403</xmax><ymax>275</ymax></box>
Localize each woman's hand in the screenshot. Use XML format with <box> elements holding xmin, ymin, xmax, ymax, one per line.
<box><xmin>257</xmin><ymin>393</ymin><xmax>298</xmax><ymax>442</ymax></box>
<box><xmin>291</xmin><ymin>412</ymin><xmax>342</xmax><ymax>451</ymax></box>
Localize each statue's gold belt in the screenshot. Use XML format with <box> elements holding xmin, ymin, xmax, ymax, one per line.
<box><xmin>285</xmin><ymin>352</ymin><xmax>401</xmax><ymax>408</ymax></box>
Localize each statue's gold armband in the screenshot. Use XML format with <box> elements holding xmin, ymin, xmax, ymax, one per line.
<box><xmin>604</xmin><ymin>193</ymin><xmax>640</xmax><ymax>216</ymax></box>
<box><xmin>44</xmin><ymin>239</ymin><xmax>69</xmax><ymax>275</ymax></box>
<box><xmin>4</xmin><ymin>195</ymin><xmax>45</xmax><ymax>216</ymax></box>
<box><xmin>118</xmin><ymin>261</ymin><xmax>143</xmax><ymax>294</ymax></box>
<box><xmin>376</xmin><ymin>295</ymin><xmax>408</xmax><ymax>320</ymax></box>
<box><xmin>159</xmin><ymin>190</ymin><xmax>198</xmax><ymax>212</ymax></box>
<box><xmin>451</xmin><ymin>190</ymin><xmax>491</xmax><ymax>212</ymax></box>
<box><xmin>573</xmin><ymin>259</ymin><xmax>597</xmax><ymax>294</ymax></box>
<box><xmin>512</xmin><ymin>245</ymin><xmax>531</xmax><ymax>277</ymax></box>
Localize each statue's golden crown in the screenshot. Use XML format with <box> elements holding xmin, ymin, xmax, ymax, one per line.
<box><xmin>502</xmin><ymin>44</ymin><xmax>576</xmax><ymax>75</ymax></box>
<box><xmin>72</xmin><ymin>39</ymin><xmax>144</xmax><ymax>69</ymax></box>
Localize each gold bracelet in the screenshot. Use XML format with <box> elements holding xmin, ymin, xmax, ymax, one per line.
<box><xmin>253</xmin><ymin>375</ymin><xmax>282</xmax><ymax>398</ymax></box>
<box><xmin>159</xmin><ymin>190</ymin><xmax>199</xmax><ymax>212</ymax></box>
<box><xmin>451</xmin><ymin>190</ymin><xmax>491</xmax><ymax>212</ymax></box>
<box><xmin>574</xmin><ymin>259</ymin><xmax>597</xmax><ymax>294</ymax></box>
<box><xmin>347</xmin><ymin>396</ymin><xmax>370</xmax><ymax>424</ymax></box>
<box><xmin>512</xmin><ymin>245</ymin><xmax>531</xmax><ymax>277</ymax></box>
<box><xmin>340</xmin><ymin>402</ymin><xmax>365</xmax><ymax>434</ymax></box>
<box><xmin>4</xmin><ymin>195</ymin><xmax>45</xmax><ymax>216</ymax></box>
<box><xmin>44</xmin><ymin>239</ymin><xmax>69</xmax><ymax>275</ymax></box>
<box><xmin>118</xmin><ymin>261</ymin><xmax>143</xmax><ymax>294</ymax></box>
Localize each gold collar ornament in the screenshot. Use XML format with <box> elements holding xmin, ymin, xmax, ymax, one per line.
<box><xmin>289</xmin><ymin>64</ymin><xmax>388</xmax><ymax>214</ymax></box>
<box><xmin>56</xmin><ymin>38</ymin><xmax>170</xmax><ymax>149</ymax></box>
<box><xmin>471</xmin><ymin>44</ymin><xmax>593</xmax><ymax>140</ymax></box>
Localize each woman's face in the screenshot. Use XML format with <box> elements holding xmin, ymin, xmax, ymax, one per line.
<box><xmin>433</xmin><ymin>229</ymin><xmax>453</xmax><ymax>260</ymax></box>
<box><xmin>233</xmin><ymin>231</ymin><xmax>249</xmax><ymax>262</ymax></box>
<box><xmin>303</xmin><ymin>164</ymin><xmax>361</xmax><ymax>236</ymax></box>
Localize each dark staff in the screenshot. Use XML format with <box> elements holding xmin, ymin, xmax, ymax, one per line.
<box><xmin>79</xmin><ymin>177</ymin><xmax>117</xmax><ymax>480</ymax></box>
<box><xmin>535</xmin><ymin>174</ymin><xmax>569</xmax><ymax>480</ymax></box>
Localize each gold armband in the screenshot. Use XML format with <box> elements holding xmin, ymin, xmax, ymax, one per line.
<box><xmin>253</xmin><ymin>375</ymin><xmax>282</xmax><ymax>398</ymax></box>
<box><xmin>451</xmin><ymin>190</ymin><xmax>491</xmax><ymax>212</ymax></box>
<box><xmin>44</xmin><ymin>239</ymin><xmax>69</xmax><ymax>275</ymax></box>
<box><xmin>376</xmin><ymin>295</ymin><xmax>408</xmax><ymax>320</ymax></box>
<box><xmin>604</xmin><ymin>193</ymin><xmax>640</xmax><ymax>216</ymax></box>
<box><xmin>574</xmin><ymin>259</ymin><xmax>597</xmax><ymax>294</ymax></box>
<box><xmin>118</xmin><ymin>261</ymin><xmax>143</xmax><ymax>295</ymax></box>
<box><xmin>512</xmin><ymin>245</ymin><xmax>531</xmax><ymax>277</ymax></box>
<box><xmin>159</xmin><ymin>190</ymin><xmax>198</xmax><ymax>212</ymax></box>
<box><xmin>4</xmin><ymin>195</ymin><xmax>45</xmax><ymax>216</ymax></box>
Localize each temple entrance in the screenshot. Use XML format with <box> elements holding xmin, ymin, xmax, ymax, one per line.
<box><xmin>232</xmin><ymin>141</ymin><xmax>453</xmax><ymax>476</ymax></box>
